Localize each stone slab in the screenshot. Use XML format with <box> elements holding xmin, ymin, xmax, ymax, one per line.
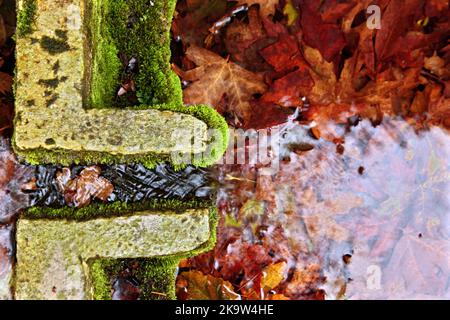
<box><xmin>13</xmin><ymin>0</ymin><xmax>210</xmax><ymax>163</ymax></box>
<box><xmin>15</xmin><ymin>208</ymin><xmax>211</xmax><ymax>300</ymax></box>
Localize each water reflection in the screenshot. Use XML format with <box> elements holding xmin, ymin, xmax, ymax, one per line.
<box><xmin>0</xmin><ymin>224</ymin><xmax>13</xmax><ymax>299</ymax></box>
<box><xmin>197</xmin><ymin>117</ymin><xmax>450</xmax><ymax>300</ymax></box>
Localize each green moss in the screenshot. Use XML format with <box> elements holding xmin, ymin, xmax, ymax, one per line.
<box><xmin>93</xmin><ymin>257</ymin><xmax>179</xmax><ymax>300</ymax></box>
<box><xmin>87</xmin><ymin>0</ymin><xmax>182</xmax><ymax>108</ymax></box>
<box><xmin>90</xmin><ymin>260</ymin><xmax>112</xmax><ymax>300</ymax></box>
<box><xmin>85</xmin><ymin>0</ymin><xmax>125</xmax><ymax>108</ymax></box>
<box><xmin>16</xmin><ymin>0</ymin><xmax>37</xmax><ymax>37</ymax></box>
<box><xmin>25</xmin><ymin>198</ymin><xmax>214</xmax><ymax>221</ymax></box>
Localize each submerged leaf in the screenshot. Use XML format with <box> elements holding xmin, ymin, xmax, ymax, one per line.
<box><xmin>177</xmin><ymin>271</ymin><xmax>241</xmax><ymax>300</ymax></box>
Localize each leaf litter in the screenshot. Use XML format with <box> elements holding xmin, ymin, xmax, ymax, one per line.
<box><xmin>173</xmin><ymin>0</ymin><xmax>450</xmax><ymax>300</ymax></box>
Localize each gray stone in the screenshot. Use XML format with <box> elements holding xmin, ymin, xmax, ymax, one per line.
<box><xmin>15</xmin><ymin>208</ymin><xmax>211</xmax><ymax>300</ymax></box>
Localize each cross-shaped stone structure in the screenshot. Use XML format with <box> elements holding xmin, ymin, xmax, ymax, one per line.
<box><xmin>12</xmin><ymin>0</ymin><xmax>227</xmax><ymax>300</ymax></box>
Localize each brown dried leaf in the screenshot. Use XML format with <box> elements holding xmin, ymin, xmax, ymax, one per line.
<box><xmin>176</xmin><ymin>270</ymin><xmax>240</xmax><ymax>300</ymax></box>
<box><xmin>58</xmin><ymin>166</ymin><xmax>114</xmax><ymax>207</ymax></box>
<box><xmin>181</xmin><ymin>45</ymin><xmax>267</xmax><ymax>126</ymax></box>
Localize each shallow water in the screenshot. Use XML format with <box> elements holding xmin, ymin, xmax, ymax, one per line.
<box><xmin>182</xmin><ymin>117</ymin><xmax>450</xmax><ymax>300</ymax></box>
<box><xmin>1</xmin><ymin>117</ymin><xmax>449</xmax><ymax>300</ymax></box>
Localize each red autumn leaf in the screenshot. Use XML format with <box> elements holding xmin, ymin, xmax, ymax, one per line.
<box><xmin>260</xmin><ymin>35</ymin><xmax>308</xmax><ymax>73</ymax></box>
<box><xmin>374</xmin><ymin>0</ymin><xmax>425</xmax><ymax>64</ymax></box>
<box><xmin>298</xmin><ymin>0</ymin><xmax>347</xmax><ymax>63</ymax></box>
<box><xmin>319</xmin><ymin>0</ymin><xmax>357</xmax><ymax>23</ymax></box>
<box><xmin>259</xmin><ymin>35</ymin><xmax>313</xmax><ymax>107</ymax></box>
<box><xmin>260</xmin><ymin>68</ymin><xmax>314</xmax><ymax>107</ymax></box>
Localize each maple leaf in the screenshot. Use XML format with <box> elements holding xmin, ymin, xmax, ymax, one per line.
<box><xmin>231</xmin><ymin>0</ymin><xmax>278</xmax><ymax>17</ymax></box>
<box><xmin>382</xmin><ymin>232</ymin><xmax>450</xmax><ymax>298</ymax></box>
<box><xmin>176</xmin><ymin>270</ymin><xmax>240</xmax><ymax>300</ymax></box>
<box><xmin>180</xmin><ymin>45</ymin><xmax>267</xmax><ymax>127</ymax></box>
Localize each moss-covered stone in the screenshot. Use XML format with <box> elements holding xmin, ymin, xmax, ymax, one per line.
<box><xmin>17</xmin><ymin>200</ymin><xmax>218</xmax><ymax>300</ymax></box>
<box><xmin>86</xmin><ymin>0</ymin><xmax>182</xmax><ymax>108</ymax></box>
<box><xmin>16</xmin><ymin>0</ymin><xmax>37</xmax><ymax>37</ymax></box>
<box><xmin>15</xmin><ymin>208</ymin><xmax>212</xmax><ymax>300</ymax></box>
<box><xmin>14</xmin><ymin>0</ymin><xmax>228</xmax><ymax>169</ymax></box>
<box><xmin>13</xmin><ymin>0</ymin><xmax>224</xmax><ymax>300</ymax></box>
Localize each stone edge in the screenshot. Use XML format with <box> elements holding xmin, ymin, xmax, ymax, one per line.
<box><xmin>15</xmin><ymin>199</ymin><xmax>218</xmax><ymax>300</ymax></box>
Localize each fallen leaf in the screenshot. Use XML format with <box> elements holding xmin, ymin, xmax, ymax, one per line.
<box><xmin>299</xmin><ymin>0</ymin><xmax>347</xmax><ymax>63</ymax></box>
<box><xmin>374</xmin><ymin>0</ymin><xmax>424</xmax><ymax>65</ymax></box>
<box><xmin>57</xmin><ymin>166</ymin><xmax>114</xmax><ymax>207</ymax></box>
<box><xmin>261</xmin><ymin>261</ymin><xmax>287</xmax><ymax>291</ymax></box>
<box><xmin>224</xmin><ymin>5</ymin><xmax>271</xmax><ymax>71</ymax></box>
<box><xmin>232</xmin><ymin>0</ymin><xmax>278</xmax><ymax>17</ymax></box>
<box><xmin>176</xmin><ymin>270</ymin><xmax>241</xmax><ymax>300</ymax></box>
<box><xmin>181</xmin><ymin>45</ymin><xmax>267</xmax><ymax>127</ymax></box>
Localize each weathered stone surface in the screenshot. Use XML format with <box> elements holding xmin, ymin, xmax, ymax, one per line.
<box><xmin>15</xmin><ymin>209</ymin><xmax>211</xmax><ymax>300</ymax></box>
<box><xmin>14</xmin><ymin>0</ymin><xmax>208</xmax><ymax>162</ymax></box>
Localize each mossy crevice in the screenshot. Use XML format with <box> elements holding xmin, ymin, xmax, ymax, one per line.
<box><xmin>16</xmin><ymin>0</ymin><xmax>37</xmax><ymax>37</ymax></box>
<box><xmin>86</xmin><ymin>0</ymin><xmax>182</xmax><ymax>108</ymax></box>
